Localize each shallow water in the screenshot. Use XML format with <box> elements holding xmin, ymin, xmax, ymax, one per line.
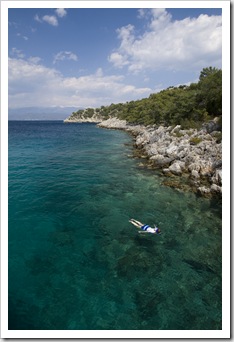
<box><xmin>8</xmin><ymin>121</ymin><xmax>222</xmax><ymax>330</ymax></box>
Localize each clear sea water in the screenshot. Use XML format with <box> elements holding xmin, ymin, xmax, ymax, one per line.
<box><xmin>8</xmin><ymin>121</ymin><xmax>222</xmax><ymax>330</ymax></box>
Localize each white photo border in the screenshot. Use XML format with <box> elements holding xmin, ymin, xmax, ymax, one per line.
<box><xmin>1</xmin><ymin>0</ymin><xmax>230</xmax><ymax>339</ymax></box>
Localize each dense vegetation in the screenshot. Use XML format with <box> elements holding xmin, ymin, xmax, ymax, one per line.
<box><xmin>70</xmin><ymin>67</ymin><xmax>222</xmax><ymax>129</ymax></box>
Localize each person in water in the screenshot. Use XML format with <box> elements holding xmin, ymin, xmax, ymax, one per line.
<box><xmin>129</xmin><ymin>219</ymin><xmax>161</xmax><ymax>234</ymax></box>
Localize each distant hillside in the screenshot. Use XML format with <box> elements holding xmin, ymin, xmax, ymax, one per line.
<box><xmin>66</xmin><ymin>67</ymin><xmax>222</xmax><ymax>130</ymax></box>
<box><xmin>9</xmin><ymin>107</ymin><xmax>83</xmax><ymax>121</ymax></box>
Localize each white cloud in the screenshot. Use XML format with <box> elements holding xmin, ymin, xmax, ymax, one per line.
<box><xmin>42</xmin><ymin>15</ymin><xmax>58</xmax><ymax>26</ymax></box>
<box><xmin>137</xmin><ymin>9</ymin><xmax>146</xmax><ymax>19</ymax></box>
<box><xmin>28</xmin><ymin>56</ymin><xmax>42</xmax><ymax>64</ymax></box>
<box><xmin>117</xmin><ymin>24</ymin><xmax>135</xmax><ymax>46</ymax></box>
<box><xmin>109</xmin><ymin>9</ymin><xmax>222</xmax><ymax>73</ymax></box>
<box><xmin>53</xmin><ymin>51</ymin><xmax>78</xmax><ymax>64</ymax></box>
<box><xmin>34</xmin><ymin>14</ymin><xmax>42</xmax><ymax>23</ymax></box>
<box><xmin>17</xmin><ymin>33</ymin><xmax>29</xmax><ymax>40</ymax></box>
<box><xmin>11</xmin><ymin>47</ymin><xmax>25</xmax><ymax>59</ymax></box>
<box><xmin>108</xmin><ymin>52</ymin><xmax>129</xmax><ymax>68</ymax></box>
<box><xmin>55</xmin><ymin>8</ymin><xmax>67</xmax><ymax>18</ymax></box>
<box><xmin>8</xmin><ymin>58</ymin><xmax>152</xmax><ymax>109</ymax></box>
<box><xmin>95</xmin><ymin>68</ymin><xmax>103</xmax><ymax>77</ymax></box>
<box><xmin>34</xmin><ymin>9</ymin><xmax>66</xmax><ymax>27</ymax></box>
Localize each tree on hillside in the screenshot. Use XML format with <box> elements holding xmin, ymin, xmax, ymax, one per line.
<box><xmin>67</xmin><ymin>66</ymin><xmax>222</xmax><ymax>128</ymax></box>
<box><xmin>197</xmin><ymin>67</ymin><xmax>222</xmax><ymax>116</ymax></box>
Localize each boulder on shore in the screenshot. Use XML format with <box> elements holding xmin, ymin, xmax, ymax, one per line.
<box><xmin>169</xmin><ymin>161</ymin><xmax>186</xmax><ymax>176</ymax></box>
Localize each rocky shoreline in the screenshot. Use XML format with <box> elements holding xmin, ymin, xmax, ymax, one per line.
<box><xmin>97</xmin><ymin>118</ymin><xmax>222</xmax><ymax>198</ymax></box>
<box><xmin>64</xmin><ymin>115</ymin><xmax>102</xmax><ymax>123</ymax></box>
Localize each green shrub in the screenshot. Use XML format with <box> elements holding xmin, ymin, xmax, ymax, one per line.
<box><xmin>212</xmin><ymin>131</ymin><xmax>222</xmax><ymax>143</ymax></box>
<box><xmin>190</xmin><ymin>137</ymin><xmax>202</xmax><ymax>145</ymax></box>
<box><xmin>173</xmin><ymin>131</ymin><xmax>184</xmax><ymax>138</ymax></box>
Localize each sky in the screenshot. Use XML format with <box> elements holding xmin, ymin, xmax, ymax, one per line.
<box><xmin>8</xmin><ymin>5</ymin><xmax>222</xmax><ymax>113</ymax></box>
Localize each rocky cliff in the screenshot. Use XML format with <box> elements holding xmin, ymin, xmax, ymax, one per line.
<box><xmin>64</xmin><ymin>109</ymin><xmax>106</xmax><ymax>123</ymax></box>
<box><xmin>64</xmin><ymin>114</ymin><xmax>103</xmax><ymax>123</ymax></box>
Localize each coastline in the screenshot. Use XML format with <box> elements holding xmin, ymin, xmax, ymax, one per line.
<box><xmin>97</xmin><ymin>118</ymin><xmax>222</xmax><ymax>198</ymax></box>
<box><xmin>64</xmin><ymin>118</ymin><xmax>102</xmax><ymax>123</ymax></box>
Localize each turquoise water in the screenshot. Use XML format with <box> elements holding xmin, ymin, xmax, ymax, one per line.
<box><xmin>8</xmin><ymin>121</ymin><xmax>222</xmax><ymax>330</ymax></box>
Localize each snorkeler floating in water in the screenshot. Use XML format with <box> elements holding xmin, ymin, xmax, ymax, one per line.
<box><xmin>129</xmin><ymin>219</ymin><xmax>161</xmax><ymax>235</ymax></box>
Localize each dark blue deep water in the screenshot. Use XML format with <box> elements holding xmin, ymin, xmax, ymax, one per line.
<box><xmin>8</xmin><ymin>121</ymin><xmax>222</xmax><ymax>330</ymax></box>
